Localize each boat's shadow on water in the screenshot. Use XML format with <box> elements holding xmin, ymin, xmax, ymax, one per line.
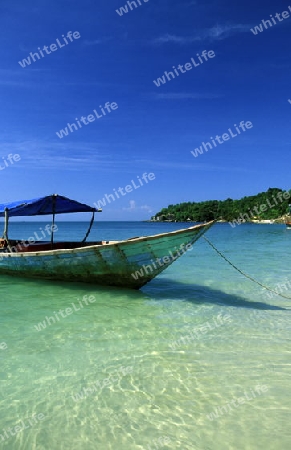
<box><xmin>141</xmin><ymin>278</ymin><xmax>289</xmax><ymax>311</ymax></box>
<box><xmin>0</xmin><ymin>275</ymin><xmax>288</xmax><ymax>311</ymax></box>
<box><xmin>53</xmin><ymin>277</ymin><xmax>289</xmax><ymax>311</ymax></box>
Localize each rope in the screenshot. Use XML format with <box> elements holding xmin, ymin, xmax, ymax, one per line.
<box><xmin>82</xmin><ymin>211</ymin><xmax>95</xmax><ymax>243</ymax></box>
<box><xmin>203</xmin><ymin>235</ymin><xmax>291</xmax><ymax>300</ymax></box>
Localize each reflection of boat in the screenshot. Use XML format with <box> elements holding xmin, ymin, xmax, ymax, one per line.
<box><xmin>0</xmin><ymin>195</ymin><xmax>215</xmax><ymax>289</ymax></box>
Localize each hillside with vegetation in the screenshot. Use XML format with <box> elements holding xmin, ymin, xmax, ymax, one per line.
<box><xmin>152</xmin><ymin>188</ymin><xmax>291</xmax><ymax>222</ymax></box>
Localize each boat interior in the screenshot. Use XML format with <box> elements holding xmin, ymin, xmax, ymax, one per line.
<box><xmin>0</xmin><ymin>239</ymin><xmax>119</xmax><ymax>253</ymax></box>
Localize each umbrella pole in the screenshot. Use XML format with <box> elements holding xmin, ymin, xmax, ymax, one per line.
<box><xmin>1</xmin><ymin>208</ymin><xmax>12</xmax><ymax>252</ymax></box>
<box><xmin>51</xmin><ymin>195</ymin><xmax>56</xmax><ymax>249</ymax></box>
<box><xmin>3</xmin><ymin>208</ymin><xmax>9</xmax><ymax>241</ymax></box>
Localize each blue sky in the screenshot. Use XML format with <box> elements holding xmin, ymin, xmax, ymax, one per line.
<box><xmin>0</xmin><ymin>0</ymin><xmax>290</xmax><ymax>220</ymax></box>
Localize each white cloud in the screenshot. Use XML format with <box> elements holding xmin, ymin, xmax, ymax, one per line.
<box><xmin>152</xmin><ymin>24</ymin><xmax>251</xmax><ymax>45</ymax></box>
<box><xmin>123</xmin><ymin>200</ymin><xmax>136</xmax><ymax>211</ymax></box>
<box><xmin>141</xmin><ymin>205</ymin><xmax>153</xmax><ymax>212</ymax></box>
<box><xmin>206</xmin><ymin>24</ymin><xmax>251</xmax><ymax>40</ymax></box>
<box><xmin>122</xmin><ymin>201</ymin><xmax>153</xmax><ymax>213</ymax></box>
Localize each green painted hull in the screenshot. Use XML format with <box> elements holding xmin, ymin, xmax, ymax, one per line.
<box><xmin>0</xmin><ymin>222</ymin><xmax>214</xmax><ymax>288</ymax></box>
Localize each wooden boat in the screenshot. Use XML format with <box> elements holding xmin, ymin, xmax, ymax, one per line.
<box><xmin>0</xmin><ymin>195</ymin><xmax>215</xmax><ymax>289</ymax></box>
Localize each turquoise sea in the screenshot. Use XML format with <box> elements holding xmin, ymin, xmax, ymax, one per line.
<box><xmin>0</xmin><ymin>221</ymin><xmax>290</xmax><ymax>450</ymax></box>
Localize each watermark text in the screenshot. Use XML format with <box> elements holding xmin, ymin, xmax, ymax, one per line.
<box><xmin>191</xmin><ymin>121</ymin><xmax>253</xmax><ymax>158</ymax></box>
<box><xmin>153</xmin><ymin>50</ymin><xmax>215</xmax><ymax>87</ymax></box>
<box><xmin>56</xmin><ymin>102</ymin><xmax>118</xmax><ymax>139</ymax></box>
<box><xmin>94</xmin><ymin>172</ymin><xmax>155</xmax><ymax>209</ymax></box>
<box><xmin>0</xmin><ymin>413</ymin><xmax>45</xmax><ymax>443</ymax></box>
<box><xmin>250</xmin><ymin>6</ymin><xmax>291</xmax><ymax>35</ymax></box>
<box><xmin>116</xmin><ymin>0</ymin><xmax>149</xmax><ymax>17</ymax></box>
<box><xmin>18</xmin><ymin>31</ymin><xmax>81</xmax><ymax>68</ymax></box>
<box><xmin>0</xmin><ymin>154</ymin><xmax>21</xmax><ymax>172</ymax></box>
<box><xmin>169</xmin><ymin>313</ymin><xmax>232</xmax><ymax>350</ymax></box>
<box><xmin>34</xmin><ymin>294</ymin><xmax>96</xmax><ymax>332</ymax></box>
<box><xmin>207</xmin><ymin>385</ymin><xmax>268</xmax><ymax>421</ymax></box>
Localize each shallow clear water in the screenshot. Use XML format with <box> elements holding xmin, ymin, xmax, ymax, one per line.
<box><xmin>0</xmin><ymin>222</ymin><xmax>290</xmax><ymax>450</ymax></box>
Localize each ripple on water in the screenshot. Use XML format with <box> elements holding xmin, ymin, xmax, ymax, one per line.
<box><xmin>0</xmin><ymin>224</ymin><xmax>290</xmax><ymax>449</ymax></box>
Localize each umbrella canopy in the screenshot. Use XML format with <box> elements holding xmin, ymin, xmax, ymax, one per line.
<box><xmin>0</xmin><ymin>195</ymin><xmax>99</xmax><ymax>217</ymax></box>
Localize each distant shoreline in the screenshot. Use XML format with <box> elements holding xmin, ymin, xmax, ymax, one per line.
<box><xmin>146</xmin><ymin>218</ymin><xmax>286</xmax><ymax>224</ymax></box>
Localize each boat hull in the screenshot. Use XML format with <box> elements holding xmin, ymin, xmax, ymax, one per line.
<box><xmin>0</xmin><ymin>222</ymin><xmax>214</xmax><ymax>288</ymax></box>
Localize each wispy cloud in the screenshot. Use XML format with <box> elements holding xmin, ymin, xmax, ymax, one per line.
<box><xmin>152</xmin><ymin>34</ymin><xmax>197</xmax><ymax>45</ymax></box>
<box><xmin>135</xmin><ymin>159</ymin><xmax>256</xmax><ymax>174</ymax></box>
<box><xmin>206</xmin><ymin>24</ymin><xmax>251</xmax><ymax>40</ymax></box>
<box><xmin>0</xmin><ymin>140</ymin><xmax>113</xmax><ymax>171</ymax></box>
<box><xmin>154</xmin><ymin>92</ymin><xmax>223</xmax><ymax>100</ymax></box>
<box><xmin>0</xmin><ymin>80</ymin><xmax>35</xmax><ymax>87</ymax></box>
<box><xmin>0</xmin><ymin>140</ymin><xmax>157</xmax><ymax>173</ymax></box>
<box><xmin>83</xmin><ymin>37</ymin><xmax>111</xmax><ymax>46</ymax></box>
<box><xmin>0</xmin><ymin>68</ymin><xmax>48</xmax><ymax>88</ymax></box>
<box><xmin>152</xmin><ymin>23</ymin><xmax>251</xmax><ymax>45</ymax></box>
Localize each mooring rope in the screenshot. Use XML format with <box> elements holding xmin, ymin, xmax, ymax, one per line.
<box><xmin>203</xmin><ymin>235</ymin><xmax>291</xmax><ymax>300</ymax></box>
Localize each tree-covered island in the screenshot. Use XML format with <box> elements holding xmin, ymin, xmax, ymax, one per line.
<box><xmin>151</xmin><ymin>188</ymin><xmax>291</xmax><ymax>223</ymax></box>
